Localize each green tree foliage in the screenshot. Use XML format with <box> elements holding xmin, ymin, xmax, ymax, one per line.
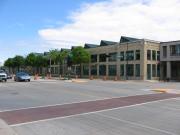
<box><xmin>4</xmin><ymin>58</ymin><xmax>14</xmax><ymax>68</ymax></box>
<box><xmin>25</xmin><ymin>53</ymin><xmax>37</xmax><ymax>67</ymax></box>
<box><xmin>71</xmin><ymin>46</ymin><xmax>90</xmax><ymax>64</ymax></box>
<box><xmin>48</xmin><ymin>49</ymin><xmax>60</xmax><ymax>64</ymax></box>
<box><xmin>12</xmin><ymin>55</ymin><xmax>25</xmax><ymax>71</ymax></box>
<box><xmin>71</xmin><ymin>46</ymin><xmax>90</xmax><ymax>76</ymax></box>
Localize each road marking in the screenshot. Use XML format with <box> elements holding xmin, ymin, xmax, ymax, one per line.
<box><xmin>97</xmin><ymin>113</ymin><xmax>177</xmax><ymax>135</ymax></box>
<box><xmin>10</xmin><ymin>96</ymin><xmax>180</xmax><ymax>127</ymax></box>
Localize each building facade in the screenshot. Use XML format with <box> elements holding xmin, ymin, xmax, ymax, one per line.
<box><xmin>82</xmin><ymin>37</ymin><xmax>160</xmax><ymax>80</ymax></box>
<box><xmin>160</xmin><ymin>41</ymin><xmax>180</xmax><ymax>81</ymax></box>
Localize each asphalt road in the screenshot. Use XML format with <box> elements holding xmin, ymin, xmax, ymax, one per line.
<box><xmin>0</xmin><ymin>79</ymin><xmax>180</xmax><ymax>135</ymax></box>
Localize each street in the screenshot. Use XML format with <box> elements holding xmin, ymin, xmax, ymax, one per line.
<box><xmin>0</xmin><ymin>79</ymin><xmax>180</xmax><ymax>135</ymax></box>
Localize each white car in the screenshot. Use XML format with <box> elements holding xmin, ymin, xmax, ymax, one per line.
<box><xmin>0</xmin><ymin>70</ymin><xmax>7</xmax><ymax>82</ymax></box>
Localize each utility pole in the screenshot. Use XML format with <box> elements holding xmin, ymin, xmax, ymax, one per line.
<box><xmin>126</xmin><ymin>42</ymin><xmax>129</xmax><ymax>80</ymax></box>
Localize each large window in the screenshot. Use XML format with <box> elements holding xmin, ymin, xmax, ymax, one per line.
<box><xmin>120</xmin><ymin>64</ymin><xmax>124</xmax><ymax>76</ymax></box>
<box><xmin>91</xmin><ymin>65</ymin><xmax>97</xmax><ymax>75</ymax></box>
<box><xmin>157</xmin><ymin>51</ymin><xmax>160</xmax><ymax>61</ymax></box>
<box><xmin>126</xmin><ymin>51</ymin><xmax>134</xmax><ymax>60</ymax></box>
<box><xmin>109</xmin><ymin>52</ymin><xmax>117</xmax><ymax>62</ymax></box>
<box><xmin>170</xmin><ymin>45</ymin><xmax>180</xmax><ymax>56</ymax></box>
<box><xmin>126</xmin><ymin>64</ymin><xmax>134</xmax><ymax>76</ymax></box>
<box><xmin>163</xmin><ymin>46</ymin><xmax>167</xmax><ymax>57</ymax></box>
<box><xmin>152</xmin><ymin>50</ymin><xmax>156</xmax><ymax>60</ymax></box>
<box><xmin>135</xmin><ymin>50</ymin><xmax>140</xmax><ymax>60</ymax></box>
<box><xmin>99</xmin><ymin>65</ymin><xmax>106</xmax><ymax>76</ymax></box>
<box><xmin>83</xmin><ymin>65</ymin><xmax>89</xmax><ymax>75</ymax></box>
<box><xmin>99</xmin><ymin>54</ymin><xmax>107</xmax><ymax>62</ymax></box>
<box><xmin>120</xmin><ymin>52</ymin><xmax>124</xmax><ymax>61</ymax></box>
<box><xmin>108</xmin><ymin>65</ymin><xmax>117</xmax><ymax>76</ymax></box>
<box><xmin>147</xmin><ymin>50</ymin><xmax>151</xmax><ymax>60</ymax></box>
<box><xmin>157</xmin><ymin>64</ymin><xmax>160</xmax><ymax>77</ymax></box>
<box><xmin>91</xmin><ymin>54</ymin><xmax>97</xmax><ymax>63</ymax></box>
<box><xmin>152</xmin><ymin>64</ymin><xmax>156</xmax><ymax>77</ymax></box>
<box><xmin>135</xmin><ymin>64</ymin><xmax>140</xmax><ymax>77</ymax></box>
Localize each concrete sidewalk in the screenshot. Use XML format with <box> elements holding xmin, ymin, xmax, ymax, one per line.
<box><xmin>0</xmin><ymin>119</ymin><xmax>17</xmax><ymax>135</ymax></box>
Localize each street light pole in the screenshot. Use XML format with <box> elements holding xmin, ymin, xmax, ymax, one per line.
<box><xmin>126</xmin><ymin>42</ymin><xmax>129</xmax><ymax>80</ymax></box>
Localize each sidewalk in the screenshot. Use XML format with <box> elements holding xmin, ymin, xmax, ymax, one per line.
<box><xmin>0</xmin><ymin>119</ymin><xmax>17</xmax><ymax>135</ymax></box>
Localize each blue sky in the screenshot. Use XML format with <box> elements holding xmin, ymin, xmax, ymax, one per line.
<box><xmin>1</xmin><ymin>0</ymin><xmax>180</xmax><ymax>64</ymax></box>
<box><xmin>0</xmin><ymin>0</ymin><xmax>103</xmax><ymax>63</ymax></box>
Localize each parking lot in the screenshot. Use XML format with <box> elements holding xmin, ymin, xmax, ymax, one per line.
<box><xmin>0</xmin><ymin>79</ymin><xmax>180</xmax><ymax>135</ymax></box>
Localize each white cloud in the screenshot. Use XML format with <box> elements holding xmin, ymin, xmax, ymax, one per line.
<box><xmin>38</xmin><ymin>0</ymin><xmax>180</xmax><ymax>49</ymax></box>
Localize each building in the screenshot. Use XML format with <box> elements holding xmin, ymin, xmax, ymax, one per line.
<box><xmin>48</xmin><ymin>36</ymin><xmax>161</xmax><ymax>80</ymax></box>
<box><xmin>82</xmin><ymin>36</ymin><xmax>160</xmax><ymax>80</ymax></box>
<box><xmin>160</xmin><ymin>41</ymin><xmax>180</xmax><ymax>81</ymax></box>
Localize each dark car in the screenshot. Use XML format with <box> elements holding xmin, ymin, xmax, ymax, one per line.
<box><xmin>14</xmin><ymin>72</ymin><xmax>31</xmax><ymax>82</ymax></box>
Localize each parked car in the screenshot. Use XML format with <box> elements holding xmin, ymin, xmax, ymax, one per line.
<box><xmin>14</xmin><ymin>72</ymin><xmax>31</xmax><ymax>82</ymax></box>
<box><xmin>0</xmin><ymin>70</ymin><xmax>7</xmax><ymax>82</ymax></box>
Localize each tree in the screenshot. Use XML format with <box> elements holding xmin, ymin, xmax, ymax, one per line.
<box><xmin>4</xmin><ymin>58</ymin><xmax>14</xmax><ymax>73</ymax></box>
<box><xmin>25</xmin><ymin>53</ymin><xmax>36</xmax><ymax>67</ymax></box>
<box><xmin>12</xmin><ymin>55</ymin><xmax>25</xmax><ymax>71</ymax></box>
<box><xmin>71</xmin><ymin>46</ymin><xmax>90</xmax><ymax>77</ymax></box>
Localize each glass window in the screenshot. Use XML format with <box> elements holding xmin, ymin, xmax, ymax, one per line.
<box><xmin>109</xmin><ymin>52</ymin><xmax>117</xmax><ymax>62</ymax></box>
<box><xmin>91</xmin><ymin>54</ymin><xmax>97</xmax><ymax>63</ymax></box>
<box><xmin>126</xmin><ymin>64</ymin><xmax>134</xmax><ymax>76</ymax></box>
<box><xmin>126</xmin><ymin>51</ymin><xmax>134</xmax><ymax>60</ymax></box>
<box><xmin>91</xmin><ymin>65</ymin><xmax>97</xmax><ymax>75</ymax></box>
<box><xmin>147</xmin><ymin>50</ymin><xmax>151</xmax><ymax>60</ymax></box>
<box><xmin>120</xmin><ymin>64</ymin><xmax>124</xmax><ymax>76</ymax></box>
<box><xmin>152</xmin><ymin>50</ymin><xmax>156</xmax><ymax>60</ymax></box>
<box><xmin>83</xmin><ymin>65</ymin><xmax>89</xmax><ymax>75</ymax></box>
<box><xmin>99</xmin><ymin>54</ymin><xmax>107</xmax><ymax>62</ymax></box>
<box><xmin>163</xmin><ymin>46</ymin><xmax>167</xmax><ymax>57</ymax></box>
<box><xmin>120</xmin><ymin>52</ymin><xmax>124</xmax><ymax>61</ymax></box>
<box><xmin>108</xmin><ymin>65</ymin><xmax>117</xmax><ymax>76</ymax></box>
<box><xmin>152</xmin><ymin>64</ymin><xmax>156</xmax><ymax>77</ymax></box>
<box><xmin>170</xmin><ymin>45</ymin><xmax>180</xmax><ymax>56</ymax></box>
<box><xmin>99</xmin><ymin>65</ymin><xmax>106</xmax><ymax>76</ymax></box>
<box><xmin>76</xmin><ymin>66</ymin><xmax>81</xmax><ymax>75</ymax></box>
<box><xmin>157</xmin><ymin>51</ymin><xmax>160</xmax><ymax>61</ymax></box>
<box><xmin>157</xmin><ymin>64</ymin><xmax>160</xmax><ymax>77</ymax></box>
<box><xmin>135</xmin><ymin>64</ymin><xmax>140</xmax><ymax>77</ymax></box>
<box><xmin>135</xmin><ymin>50</ymin><xmax>140</xmax><ymax>60</ymax></box>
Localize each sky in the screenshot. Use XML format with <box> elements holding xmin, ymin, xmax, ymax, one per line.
<box><xmin>1</xmin><ymin>0</ymin><xmax>180</xmax><ymax>63</ymax></box>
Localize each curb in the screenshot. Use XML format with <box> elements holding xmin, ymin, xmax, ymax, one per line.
<box><xmin>0</xmin><ymin>119</ymin><xmax>18</xmax><ymax>135</ymax></box>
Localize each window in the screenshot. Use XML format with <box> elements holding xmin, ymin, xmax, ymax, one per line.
<box><xmin>120</xmin><ymin>52</ymin><xmax>124</xmax><ymax>61</ymax></box>
<box><xmin>147</xmin><ymin>50</ymin><xmax>151</xmax><ymax>60</ymax></box>
<box><xmin>108</xmin><ymin>65</ymin><xmax>117</xmax><ymax>76</ymax></box>
<box><xmin>99</xmin><ymin>54</ymin><xmax>107</xmax><ymax>62</ymax></box>
<box><xmin>163</xmin><ymin>46</ymin><xmax>167</xmax><ymax>57</ymax></box>
<box><xmin>109</xmin><ymin>52</ymin><xmax>117</xmax><ymax>62</ymax></box>
<box><xmin>120</xmin><ymin>64</ymin><xmax>124</xmax><ymax>76</ymax></box>
<box><xmin>157</xmin><ymin>64</ymin><xmax>160</xmax><ymax>77</ymax></box>
<box><xmin>91</xmin><ymin>65</ymin><xmax>97</xmax><ymax>75</ymax></box>
<box><xmin>157</xmin><ymin>51</ymin><xmax>160</xmax><ymax>61</ymax></box>
<box><xmin>135</xmin><ymin>50</ymin><xmax>140</xmax><ymax>60</ymax></box>
<box><xmin>126</xmin><ymin>51</ymin><xmax>134</xmax><ymax>60</ymax></box>
<box><xmin>126</xmin><ymin>64</ymin><xmax>134</xmax><ymax>76</ymax></box>
<box><xmin>170</xmin><ymin>45</ymin><xmax>180</xmax><ymax>56</ymax></box>
<box><xmin>135</xmin><ymin>64</ymin><xmax>140</xmax><ymax>77</ymax></box>
<box><xmin>83</xmin><ymin>65</ymin><xmax>89</xmax><ymax>75</ymax></box>
<box><xmin>152</xmin><ymin>50</ymin><xmax>156</xmax><ymax>60</ymax></box>
<box><xmin>152</xmin><ymin>64</ymin><xmax>156</xmax><ymax>77</ymax></box>
<box><xmin>99</xmin><ymin>65</ymin><xmax>106</xmax><ymax>76</ymax></box>
<box><xmin>76</xmin><ymin>66</ymin><xmax>81</xmax><ymax>75</ymax></box>
<box><xmin>91</xmin><ymin>54</ymin><xmax>97</xmax><ymax>63</ymax></box>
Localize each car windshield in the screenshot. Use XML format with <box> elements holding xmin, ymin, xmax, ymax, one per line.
<box><xmin>17</xmin><ymin>72</ymin><xmax>29</xmax><ymax>76</ymax></box>
<box><xmin>0</xmin><ymin>70</ymin><xmax>5</xmax><ymax>73</ymax></box>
